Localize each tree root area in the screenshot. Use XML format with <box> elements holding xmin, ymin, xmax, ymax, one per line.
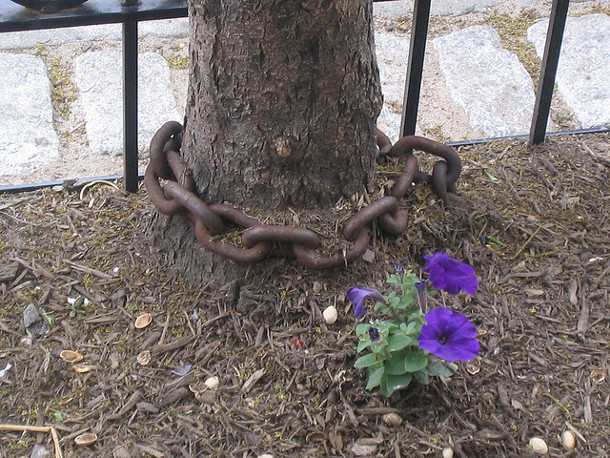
<box><xmin>0</xmin><ymin>133</ymin><xmax>608</xmax><ymax>457</ymax></box>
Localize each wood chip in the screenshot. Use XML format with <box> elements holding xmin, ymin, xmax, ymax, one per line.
<box><xmin>0</xmin><ymin>263</ymin><xmax>19</xmax><ymax>282</ymax></box>
<box><xmin>567</xmin><ymin>278</ymin><xmax>578</xmax><ymax>306</ymax></box>
<box><xmin>351</xmin><ymin>443</ymin><xmax>377</xmax><ymax>456</ymax></box>
<box><xmin>497</xmin><ymin>383</ymin><xmax>510</xmax><ymax>407</ymax></box>
<box><xmin>65</xmin><ymin>261</ymin><xmax>113</xmax><ymax>280</ymax></box>
<box><xmin>241</xmin><ymin>368</ymin><xmax>266</xmax><ymax>393</ymax></box>
<box><xmin>108</xmin><ymin>390</ymin><xmax>142</xmax><ymax>420</ymax></box>
<box><xmin>576</xmin><ymin>295</ymin><xmax>590</xmax><ymax>335</ymax></box>
<box><xmin>159</xmin><ymin>387</ymin><xmax>189</xmax><ymax>407</ymax></box>
<box><xmin>475</xmin><ymin>428</ymin><xmax>506</xmax><ymax>441</ymax></box>
<box><xmin>134</xmin><ymin>443</ymin><xmax>164</xmax><ymax>458</ymax></box>
<box><xmin>328</xmin><ymin>432</ymin><xmax>343</xmax><ymax>452</ymax></box>
<box><xmin>362</xmin><ymin>249</ymin><xmax>375</xmax><ymax>263</ymax></box>
<box><xmin>136</xmin><ymin>402</ymin><xmax>160</xmax><ymax>414</ymax></box>
<box><xmin>150</xmin><ymin>335</ymin><xmax>195</xmax><ymax>356</ymax></box>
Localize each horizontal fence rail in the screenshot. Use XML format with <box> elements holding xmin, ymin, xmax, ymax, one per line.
<box><xmin>0</xmin><ymin>0</ymin><xmax>607</xmax><ymax>195</ymax></box>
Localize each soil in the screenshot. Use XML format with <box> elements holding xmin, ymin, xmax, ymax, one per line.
<box><xmin>0</xmin><ymin>132</ymin><xmax>609</xmax><ymax>457</ymax></box>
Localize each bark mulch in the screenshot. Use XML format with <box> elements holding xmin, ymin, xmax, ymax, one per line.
<box><xmin>0</xmin><ymin>133</ymin><xmax>608</xmax><ymax>457</ymax></box>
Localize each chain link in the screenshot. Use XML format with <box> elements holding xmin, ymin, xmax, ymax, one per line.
<box><xmin>386</xmin><ymin>135</ymin><xmax>462</xmax><ymax>204</ymax></box>
<box><xmin>146</xmin><ymin>121</ymin><xmax>462</xmax><ymax>269</ymax></box>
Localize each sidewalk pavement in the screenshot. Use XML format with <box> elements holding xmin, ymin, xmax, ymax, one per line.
<box><xmin>0</xmin><ymin>2</ymin><xmax>608</xmax><ymax>182</ymax></box>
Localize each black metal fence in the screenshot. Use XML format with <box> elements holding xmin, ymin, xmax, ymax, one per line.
<box><xmin>0</xmin><ymin>0</ymin><xmax>605</xmax><ymax>194</ymax></box>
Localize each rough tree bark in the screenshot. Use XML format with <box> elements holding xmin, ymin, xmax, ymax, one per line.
<box><xmin>149</xmin><ymin>0</ymin><xmax>382</xmax><ymax>285</ymax></box>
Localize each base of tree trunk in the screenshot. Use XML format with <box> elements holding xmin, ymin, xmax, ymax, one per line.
<box><xmin>145</xmin><ymin>211</ymin><xmax>251</xmax><ymax>288</ymax></box>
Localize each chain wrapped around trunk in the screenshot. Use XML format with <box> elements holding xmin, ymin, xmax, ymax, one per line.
<box><xmin>145</xmin><ymin>122</ymin><xmax>462</xmax><ymax>269</ymax></box>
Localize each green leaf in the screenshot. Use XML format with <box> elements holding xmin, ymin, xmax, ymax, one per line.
<box><xmin>357</xmin><ymin>340</ymin><xmax>371</xmax><ymax>353</ymax></box>
<box><xmin>366</xmin><ymin>366</ymin><xmax>385</xmax><ymax>390</ymax></box>
<box><xmin>385</xmin><ymin>352</ymin><xmax>408</xmax><ymax>375</ymax></box>
<box><xmin>404</xmin><ymin>320</ymin><xmax>421</xmax><ymax>336</ymax></box>
<box><xmin>487</xmin><ymin>235</ymin><xmax>506</xmax><ymax>248</ymax></box>
<box><xmin>374</xmin><ymin>301</ymin><xmax>390</xmax><ymax>314</ymax></box>
<box><xmin>414</xmin><ymin>371</ymin><xmax>430</xmax><ymax>385</ymax></box>
<box><xmin>386</xmin><ymin>334</ymin><xmax>413</xmax><ymax>352</ymax></box>
<box><xmin>426</xmin><ymin>359</ymin><xmax>456</xmax><ymax>377</ymax></box>
<box><xmin>377</xmin><ymin>320</ymin><xmax>399</xmax><ymax>333</ymax></box>
<box><xmin>405</xmin><ymin>307</ymin><xmax>424</xmax><ymax>323</ymax></box>
<box><xmin>355</xmin><ymin>323</ymin><xmax>371</xmax><ymax>336</ymax></box>
<box><xmin>404</xmin><ymin>351</ymin><xmax>428</xmax><ymax>372</ymax></box>
<box><xmin>354</xmin><ymin>353</ymin><xmax>381</xmax><ymax>369</ymax></box>
<box><xmin>356</xmin><ymin>323</ymin><xmax>371</xmax><ymax>353</ymax></box>
<box><xmin>484</xmin><ymin>170</ymin><xmax>499</xmax><ymax>182</ymax></box>
<box><xmin>380</xmin><ymin>373</ymin><xmax>413</xmax><ymax>397</ymax></box>
<box><xmin>386</xmin><ymin>274</ymin><xmax>402</xmax><ymax>287</ymax></box>
<box><xmin>395</xmin><ymin>293</ymin><xmax>414</xmax><ymax>310</ymax></box>
<box><xmin>40</xmin><ymin>308</ymin><xmax>54</xmax><ymax>326</ymax></box>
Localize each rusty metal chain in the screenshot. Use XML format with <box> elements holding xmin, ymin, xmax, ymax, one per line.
<box><xmin>385</xmin><ymin>135</ymin><xmax>462</xmax><ymax>204</ymax></box>
<box><xmin>146</xmin><ymin>121</ymin><xmax>462</xmax><ymax>269</ymax></box>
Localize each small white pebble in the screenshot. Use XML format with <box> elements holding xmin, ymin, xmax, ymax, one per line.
<box><xmin>204</xmin><ymin>376</ymin><xmax>220</xmax><ymax>390</ymax></box>
<box><xmin>529</xmin><ymin>437</ymin><xmax>548</xmax><ymax>454</ymax></box>
<box><xmin>0</xmin><ymin>363</ymin><xmax>12</xmax><ymax>378</ymax></box>
<box><xmin>323</xmin><ymin>306</ymin><xmax>338</xmax><ymax>325</ymax></box>
<box><xmin>257</xmin><ymin>455</ymin><xmax>274</xmax><ymax>458</ymax></box>
<box><xmin>351</xmin><ymin>444</ymin><xmax>377</xmax><ymax>456</ymax></box>
<box><xmin>381</xmin><ymin>412</ymin><xmax>403</xmax><ymax>426</ymax></box>
<box><xmin>442</xmin><ymin>447</ymin><xmax>454</xmax><ymax>458</ymax></box>
<box><xmin>562</xmin><ymin>430</ymin><xmax>576</xmax><ymax>450</ymax></box>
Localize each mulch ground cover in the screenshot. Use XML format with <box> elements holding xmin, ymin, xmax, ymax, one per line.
<box><xmin>0</xmin><ymin>133</ymin><xmax>608</xmax><ymax>457</ymax></box>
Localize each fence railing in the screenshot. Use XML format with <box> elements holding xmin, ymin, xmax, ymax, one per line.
<box><xmin>0</xmin><ymin>0</ymin><xmax>606</xmax><ymax>194</ymax></box>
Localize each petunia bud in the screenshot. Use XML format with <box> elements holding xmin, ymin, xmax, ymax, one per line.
<box><xmin>369</xmin><ymin>327</ymin><xmax>381</xmax><ymax>341</ymax></box>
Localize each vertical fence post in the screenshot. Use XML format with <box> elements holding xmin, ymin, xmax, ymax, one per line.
<box><xmin>400</xmin><ymin>0</ymin><xmax>431</xmax><ymax>138</ymax></box>
<box><xmin>122</xmin><ymin>0</ymin><xmax>140</xmax><ymax>193</ymax></box>
<box><xmin>528</xmin><ymin>0</ymin><xmax>570</xmax><ymax>146</ymax></box>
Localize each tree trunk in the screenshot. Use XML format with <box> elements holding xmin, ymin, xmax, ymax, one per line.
<box><xmin>184</xmin><ymin>0</ymin><xmax>381</xmax><ymax>208</ymax></box>
<box><xmin>148</xmin><ymin>0</ymin><xmax>382</xmax><ymax>285</ymax></box>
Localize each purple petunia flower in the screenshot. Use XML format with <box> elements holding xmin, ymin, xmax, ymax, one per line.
<box><xmin>347</xmin><ymin>287</ymin><xmax>385</xmax><ymax>319</ymax></box>
<box><xmin>418</xmin><ymin>308</ymin><xmax>479</xmax><ymax>363</ymax></box>
<box><xmin>423</xmin><ymin>252</ymin><xmax>479</xmax><ymax>295</ymax></box>
<box><xmin>369</xmin><ymin>327</ymin><xmax>381</xmax><ymax>341</ymax></box>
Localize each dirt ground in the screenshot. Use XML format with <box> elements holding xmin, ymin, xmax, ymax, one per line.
<box><xmin>0</xmin><ymin>132</ymin><xmax>608</xmax><ymax>457</ymax></box>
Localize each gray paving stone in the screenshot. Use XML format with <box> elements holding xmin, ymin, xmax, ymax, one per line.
<box><xmin>74</xmin><ymin>51</ymin><xmax>182</xmax><ymax>156</ymax></box>
<box><xmin>433</xmin><ymin>25</ymin><xmax>535</xmax><ymax>138</ymax></box>
<box><xmin>375</xmin><ymin>32</ymin><xmax>410</xmax><ymax>142</ymax></box>
<box><xmin>0</xmin><ymin>53</ymin><xmax>58</xmax><ymax>176</ymax></box>
<box><xmin>374</xmin><ymin>0</ymin><xmax>498</xmax><ymax>18</ymax></box>
<box><xmin>373</xmin><ymin>0</ymin><xmax>554</xmax><ymax>19</ymax></box>
<box><xmin>527</xmin><ymin>14</ymin><xmax>610</xmax><ymax>129</ymax></box>
<box><xmin>0</xmin><ymin>18</ymin><xmax>188</xmax><ymax>50</ymax></box>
